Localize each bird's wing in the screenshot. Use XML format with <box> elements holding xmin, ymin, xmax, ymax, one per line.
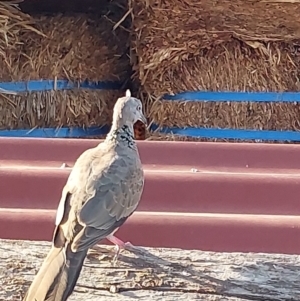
<box><xmin>55</xmin><ymin>147</ymin><xmax>98</xmax><ymax>226</ymax></box>
<box><xmin>54</xmin><ymin>144</ymin><xmax>144</xmax><ymax>253</ymax></box>
<box><xmin>73</xmin><ymin>155</ymin><xmax>144</xmax><ymax>252</ymax></box>
<box><xmin>52</xmin><ymin>147</ymin><xmax>101</xmax><ymax>248</ymax></box>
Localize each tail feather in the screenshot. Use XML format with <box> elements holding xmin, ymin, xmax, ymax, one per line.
<box><xmin>23</xmin><ymin>245</ymin><xmax>87</xmax><ymax>301</ymax></box>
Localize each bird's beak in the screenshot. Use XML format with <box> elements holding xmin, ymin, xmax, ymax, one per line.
<box><xmin>138</xmin><ymin>113</ymin><xmax>147</xmax><ymax>126</ymax></box>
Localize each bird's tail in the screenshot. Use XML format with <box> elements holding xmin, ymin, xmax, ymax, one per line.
<box><xmin>23</xmin><ymin>245</ymin><xmax>87</xmax><ymax>301</ymax></box>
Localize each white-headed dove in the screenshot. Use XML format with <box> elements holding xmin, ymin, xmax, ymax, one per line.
<box><xmin>23</xmin><ymin>89</ymin><xmax>147</xmax><ymax>301</ymax></box>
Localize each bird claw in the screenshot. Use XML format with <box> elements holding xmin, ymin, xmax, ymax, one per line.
<box><xmin>95</xmin><ymin>235</ymin><xmax>140</xmax><ymax>265</ymax></box>
<box><xmin>112</xmin><ymin>241</ymin><xmax>133</xmax><ymax>265</ymax></box>
<box><xmin>92</xmin><ymin>240</ymin><xmax>144</xmax><ymax>266</ymax></box>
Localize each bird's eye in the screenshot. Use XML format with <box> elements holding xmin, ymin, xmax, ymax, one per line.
<box><xmin>137</xmin><ymin>106</ymin><xmax>141</xmax><ymax>111</ymax></box>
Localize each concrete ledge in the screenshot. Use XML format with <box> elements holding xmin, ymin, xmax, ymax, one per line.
<box><xmin>1</xmin><ymin>238</ymin><xmax>299</xmax><ymax>300</ymax></box>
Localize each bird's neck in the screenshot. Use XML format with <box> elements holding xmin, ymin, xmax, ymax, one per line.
<box><xmin>106</xmin><ymin>123</ymin><xmax>136</xmax><ymax>149</ymax></box>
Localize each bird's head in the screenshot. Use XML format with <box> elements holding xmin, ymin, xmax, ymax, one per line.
<box><xmin>113</xmin><ymin>89</ymin><xmax>147</xmax><ymax>127</ymax></box>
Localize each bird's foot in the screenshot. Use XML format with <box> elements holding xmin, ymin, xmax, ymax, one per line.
<box><xmin>106</xmin><ymin>235</ymin><xmax>134</xmax><ymax>265</ymax></box>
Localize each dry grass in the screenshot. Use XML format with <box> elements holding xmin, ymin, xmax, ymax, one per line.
<box><xmin>0</xmin><ymin>89</ymin><xmax>123</xmax><ymax>129</ymax></box>
<box><xmin>130</xmin><ymin>0</ymin><xmax>300</xmax><ymax>95</ymax></box>
<box><xmin>134</xmin><ymin>41</ymin><xmax>300</xmax><ymax>97</ymax></box>
<box><xmin>144</xmin><ymin>42</ymin><xmax>300</xmax><ymax>131</ymax></box>
<box><xmin>129</xmin><ymin>0</ymin><xmax>300</xmax><ymax>134</ymax></box>
<box><xmin>0</xmin><ymin>1</ymin><xmax>132</xmax><ymax>129</ymax></box>
<box><xmin>0</xmin><ymin>1</ymin><xmax>45</xmax><ymax>77</ymax></box>
<box><xmin>3</xmin><ymin>12</ymin><xmax>130</xmax><ymax>82</ymax></box>
<box><xmin>149</xmin><ymin>99</ymin><xmax>300</xmax><ymax>131</ymax></box>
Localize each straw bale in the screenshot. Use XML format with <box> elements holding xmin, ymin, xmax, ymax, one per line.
<box><xmin>0</xmin><ymin>1</ymin><xmax>44</xmax><ymax>77</ymax></box>
<box><xmin>129</xmin><ymin>0</ymin><xmax>300</xmax><ymax>133</ymax></box>
<box><xmin>0</xmin><ymin>1</ymin><xmax>132</xmax><ymax>130</ymax></box>
<box><xmin>133</xmin><ymin>40</ymin><xmax>300</xmax><ymax>97</ymax></box>
<box><xmin>142</xmin><ymin>41</ymin><xmax>300</xmax><ymax>131</ymax></box>
<box><xmin>3</xmin><ymin>12</ymin><xmax>130</xmax><ymax>82</ymax></box>
<box><xmin>130</xmin><ymin>0</ymin><xmax>300</xmax><ymax>94</ymax></box>
<box><xmin>0</xmin><ymin>89</ymin><xmax>123</xmax><ymax>130</ymax></box>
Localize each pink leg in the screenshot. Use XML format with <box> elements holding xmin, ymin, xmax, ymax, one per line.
<box><xmin>98</xmin><ymin>235</ymin><xmax>146</xmax><ymax>264</ymax></box>
<box><xmin>91</xmin><ymin>235</ymin><xmax>133</xmax><ymax>263</ymax></box>
<box><xmin>106</xmin><ymin>235</ymin><xmax>134</xmax><ymax>263</ymax></box>
<box><xmin>106</xmin><ymin>234</ymin><xmax>141</xmax><ymax>264</ymax></box>
<box><xmin>107</xmin><ymin>235</ymin><xmax>126</xmax><ymax>248</ymax></box>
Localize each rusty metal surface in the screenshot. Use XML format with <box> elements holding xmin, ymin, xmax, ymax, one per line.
<box><xmin>1</xmin><ymin>137</ymin><xmax>300</xmax><ymax>254</ymax></box>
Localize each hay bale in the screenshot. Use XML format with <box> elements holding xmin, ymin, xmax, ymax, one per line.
<box><xmin>129</xmin><ymin>0</ymin><xmax>300</xmax><ymax>132</ymax></box>
<box><xmin>0</xmin><ymin>89</ymin><xmax>123</xmax><ymax>129</ymax></box>
<box><xmin>4</xmin><ymin>13</ymin><xmax>130</xmax><ymax>82</ymax></box>
<box><xmin>0</xmin><ymin>1</ymin><xmax>45</xmax><ymax>77</ymax></box>
<box><xmin>0</xmin><ymin>1</ymin><xmax>131</xmax><ymax>130</ymax></box>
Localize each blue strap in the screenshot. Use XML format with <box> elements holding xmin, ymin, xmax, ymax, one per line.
<box><xmin>0</xmin><ymin>126</ymin><xmax>109</xmax><ymax>138</ymax></box>
<box><xmin>163</xmin><ymin>91</ymin><xmax>300</xmax><ymax>103</ymax></box>
<box><xmin>0</xmin><ymin>79</ymin><xmax>123</xmax><ymax>93</ymax></box>
<box><xmin>152</xmin><ymin>125</ymin><xmax>300</xmax><ymax>141</ymax></box>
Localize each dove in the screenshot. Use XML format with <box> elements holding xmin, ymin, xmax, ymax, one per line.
<box><xmin>23</xmin><ymin>89</ymin><xmax>147</xmax><ymax>301</ymax></box>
